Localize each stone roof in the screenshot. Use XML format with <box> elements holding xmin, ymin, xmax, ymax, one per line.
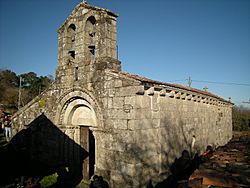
<box><xmin>111</xmin><ymin>70</ymin><xmax>232</xmax><ymax>104</ymax></box>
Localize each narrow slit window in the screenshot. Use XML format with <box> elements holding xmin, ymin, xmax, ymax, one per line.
<box><xmin>75</xmin><ymin>67</ymin><xmax>78</xmax><ymax>81</ymax></box>
<box><xmin>69</xmin><ymin>51</ymin><xmax>75</xmax><ymax>59</ymax></box>
<box><xmin>88</xmin><ymin>46</ymin><xmax>96</xmax><ymax>60</ymax></box>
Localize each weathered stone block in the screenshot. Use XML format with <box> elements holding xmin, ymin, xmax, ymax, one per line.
<box><xmin>112</xmin><ymin>97</ymin><xmax>124</xmax><ymax>109</ymax></box>
<box><xmin>120</xmin><ymin>162</ymin><xmax>135</xmax><ymax>176</ymax></box>
<box><xmin>116</xmin><ymin>86</ymin><xmax>145</xmax><ymax>97</ymax></box>
<box><xmin>128</xmin><ymin>119</ymin><xmax>160</xmax><ymax>130</ymax></box>
<box><xmin>105</xmin><ymin>119</ymin><xmax>127</xmax><ymax>130</ymax></box>
<box><xmin>112</xmin><ymin>140</ymin><xmax>126</xmax><ymax>152</ymax></box>
<box><xmin>107</xmin><ymin>109</ymin><xmax>128</xmax><ymax>119</ymax></box>
<box><xmin>113</xmin><ymin>79</ymin><xmax>122</xmax><ymax>88</ymax></box>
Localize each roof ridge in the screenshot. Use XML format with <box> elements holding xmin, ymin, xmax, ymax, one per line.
<box><xmin>111</xmin><ymin>70</ymin><xmax>230</xmax><ymax>103</ymax></box>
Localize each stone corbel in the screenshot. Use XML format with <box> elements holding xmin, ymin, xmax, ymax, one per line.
<box><xmin>186</xmin><ymin>94</ymin><xmax>192</xmax><ymax>100</ymax></box>
<box><xmin>204</xmin><ymin>98</ymin><xmax>209</xmax><ymax>104</ymax></box>
<box><xmin>208</xmin><ymin>98</ymin><xmax>213</xmax><ymax>105</ymax></box>
<box><xmin>197</xmin><ymin>96</ymin><xmax>201</xmax><ymax>102</ymax></box>
<box><xmin>213</xmin><ymin>100</ymin><xmax>218</xmax><ymax>105</ymax></box>
<box><xmin>159</xmin><ymin>89</ymin><xmax>166</xmax><ymax>96</ymax></box>
<box><xmin>201</xmin><ymin>97</ymin><xmax>206</xmax><ymax>103</ymax></box>
<box><xmin>181</xmin><ymin>93</ymin><xmax>186</xmax><ymax>100</ymax></box>
<box><xmin>146</xmin><ymin>87</ymin><xmax>154</xmax><ymax>96</ymax></box>
<box><xmin>168</xmin><ymin>90</ymin><xmax>175</xmax><ymax>98</ymax></box>
<box><xmin>136</xmin><ymin>86</ymin><xmax>145</xmax><ymax>95</ymax></box>
<box><xmin>193</xmin><ymin>95</ymin><xmax>197</xmax><ymax>102</ymax></box>
<box><xmin>175</xmin><ymin>92</ymin><xmax>181</xmax><ymax>99</ymax></box>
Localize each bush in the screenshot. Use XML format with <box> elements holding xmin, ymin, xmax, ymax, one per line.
<box><xmin>40</xmin><ymin>173</ymin><xmax>58</xmax><ymax>188</ymax></box>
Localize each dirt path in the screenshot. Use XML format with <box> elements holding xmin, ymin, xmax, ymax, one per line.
<box><xmin>189</xmin><ymin>132</ymin><xmax>250</xmax><ymax>188</ymax></box>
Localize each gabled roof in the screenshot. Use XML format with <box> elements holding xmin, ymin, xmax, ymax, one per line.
<box><xmin>111</xmin><ymin>70</ymin><xmax>231</xmax><ymax>103</ymax></box>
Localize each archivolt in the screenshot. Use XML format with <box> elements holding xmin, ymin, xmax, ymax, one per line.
<box><xmin>54</xmin><ymin>87</ymin><xmax>103</xmax><ymax>127</ymax></box>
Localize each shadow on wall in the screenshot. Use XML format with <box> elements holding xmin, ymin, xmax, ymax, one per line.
<box><xmin>147</xmin><ymin>150</ymin><xmax>200</xmax><ymax>188</ymax></box>
<box><xmin>0</xmin><ymin>114</ymin><xmax>88</xmax><ymax>187</ymax></box>
<box><xmin>103</xmin><ymin>117</ymin><xmax>204</xmax><ymax>187</ymax></box>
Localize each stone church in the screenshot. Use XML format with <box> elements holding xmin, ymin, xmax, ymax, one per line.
<box><xmin>13</xmin><ymin>2</ymin><xmax>232</xmax><ymax>187</ymax></box>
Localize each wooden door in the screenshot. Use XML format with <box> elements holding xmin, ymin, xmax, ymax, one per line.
<box><xmin>80</xmin><ymin>126</ymin><xmax>95</xmax><ymax>180</ymax></box>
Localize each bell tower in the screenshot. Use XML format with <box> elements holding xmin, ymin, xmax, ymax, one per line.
<box><xmin>55</xmin><ymin>2</ymin><xmax>120</xmax><ymax>86</ymax></box>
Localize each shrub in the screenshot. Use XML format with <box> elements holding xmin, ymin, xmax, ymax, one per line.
<box><xmin>40</xmin><ymin>173</ymin><xmax>58</xmax><ymax>188</ymax></box>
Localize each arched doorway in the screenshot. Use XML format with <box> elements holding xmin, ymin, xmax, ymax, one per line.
<box><xmin>56</xmin><ymin>95</ymin><xmax>98</xmax><ymax>180</ymax></box>
<box><xmin>69</xmin><ymin>102</ymin><xmax>96</xmax><ymax>180</ymax></box>
<box><xmin>68</xmin><ymin>102</ymin><xmax>97</xmax><ymax>180</ymax></box>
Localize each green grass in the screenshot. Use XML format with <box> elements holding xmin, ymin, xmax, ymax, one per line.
<box><xmin>39</xmin><ymin>174</ymin><xmax>90</xmax><ymax>188</ymax></box>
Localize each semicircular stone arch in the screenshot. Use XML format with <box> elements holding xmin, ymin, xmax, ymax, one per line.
<box><xmin>54</xmin><ymin>88</ymin><xmax>103</xmax><ymax>128</ymax></box>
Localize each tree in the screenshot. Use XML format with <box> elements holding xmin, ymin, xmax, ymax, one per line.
<box><xmin>0</xmin><ymin>69</ymin><xmax>19</xmax><ymax>111</ymax></box>
<box><xmin>19</xmin><ymin>72</ymin><xmax>54</xmax><ymax>106</ymax></box>
<box><xmin>0</xmin><ymin>69</ymin><xmax>53</xmax><ymax>113</ymax></box>
<box><xmin>232</xmin><ymin>105</ymin><xmax>250</xmax><ymax>131</ymax></box>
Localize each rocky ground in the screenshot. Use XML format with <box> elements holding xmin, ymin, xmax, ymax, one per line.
<box><xmin>189</xmin><ymin>131</ymin><xmax>250</xmax><ymax>188</ymax></box>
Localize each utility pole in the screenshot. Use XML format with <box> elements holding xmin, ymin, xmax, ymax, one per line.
<box><xmin>188</xmin><ymin>76</ymin><xmax>192</xmax><ymax>87</ymax></box>
<box><xmin>18</xmin><ymin>76</ymin><xmax>22</xmax><ymax>110</ymax></box>
<box><xmin>116</xmin><ymin>45</ymin><xmax>119</xmax><ymax>59</ymax></box>
<box><xmin>203</xmin><ymin>87</ymin><xmax>208</xmax><ymax>92</ymax></box>
<box><xmin>242</xmin><ymin>99</ymin><xmax>250</xmax><ymax>104</ymax></box>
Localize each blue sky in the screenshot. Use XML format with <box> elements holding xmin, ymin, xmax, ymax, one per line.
<box><xmin>0</xmin><ymin>0</ymin><xmax>249</xmax><ymax>107</ymax></box>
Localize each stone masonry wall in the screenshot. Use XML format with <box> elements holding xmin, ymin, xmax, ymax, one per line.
<box><xmin>56</xmin><ymin>3</ymin><xmax>118</xmax><ymax>88</ymax></box>
<box><xmin>90</xmin><ymin>71</ymin><xmax>232</xmax><ymax>187</ymax></box>
<box><xmin>12</xmin><ymin>69</ymin><xmax>232</xmax><ymax>188</ymax></box>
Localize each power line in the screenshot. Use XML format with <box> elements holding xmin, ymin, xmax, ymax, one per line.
<box><xmin>166</xmin><ymin>79</ymin><xmax>187</xmax><ymax>83</ymax></box>
<box><xmin>166</xmin><ymin>77</ymin><xmax>250</xmax><ymax>87</ymax></box>
<box><xmin>169</xmin><ymin>77</ymin><xmax>250</xmax><ymax>105</ymax></box>
<box><xmin>192</xmin><ymin>79</ymin><xmax>250</xmax><ymax>86</ymax></box>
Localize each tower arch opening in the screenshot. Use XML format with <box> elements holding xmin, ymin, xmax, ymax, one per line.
<box><xmin>85</xmin><ymin>16</ymin><xmax>96</xmax><ymax>62</ymax></box>
<box><xmin>67</xmin><ymin>24</ymin><xmax>76</xmax><ymax>43</ymax></box>
<box><xmin>66</xmin><ymin>24</ymin><xmax>76</xmax><ymax>66</ymax></box>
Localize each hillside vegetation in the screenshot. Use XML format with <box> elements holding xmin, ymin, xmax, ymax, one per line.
<box><xmin>232</xmin><ymin>105</ymin><xmax>250</xmax><ymax>131</ymax></box>
<box><xmin>0</xmin><ymin>69</ymin><xmax>53</xmax><ymax>114</ymax></box>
